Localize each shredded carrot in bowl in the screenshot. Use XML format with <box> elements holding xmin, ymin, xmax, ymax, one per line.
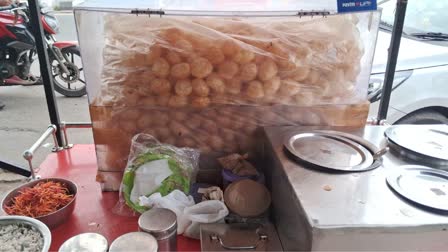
<box><xmin>4</xmin><ymin>181</ymin><xmax>74</xmax><ymax>218</ymax></box>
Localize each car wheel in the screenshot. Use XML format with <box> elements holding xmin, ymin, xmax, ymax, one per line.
<box><xmin>395</xmin><ymin>110</ymin><xmax>448</xmax><ymax>125</ymax></box>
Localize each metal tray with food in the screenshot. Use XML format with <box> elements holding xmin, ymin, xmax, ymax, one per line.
<box><xmin>1</xmin><ymin>178</ymin><xmax>77</xmax><ymax>229</ymax></box>
<box><xmin>0</xmin><ymin>216</ymin><xmax>51</xmax><ymax>252</ymax></box>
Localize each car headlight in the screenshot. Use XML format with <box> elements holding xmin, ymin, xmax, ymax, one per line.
<box><xmin>368</xmin><ymin>70</ymin><xmax>412</xmax><ymax>102</ymax></box>
<box><xmin>44</xmin><ymin>15</ymin><xmax>60</xmax><ymax>34</ymax></box>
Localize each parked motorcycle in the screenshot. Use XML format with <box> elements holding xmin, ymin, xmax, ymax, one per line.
<box><xmin>0</xmin><ymin>2</ymin><xmax>86</xmax><ymax>97</ymax></box>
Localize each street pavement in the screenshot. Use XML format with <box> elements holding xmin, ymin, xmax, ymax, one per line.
<box><xmin>0</xmin><ymin>12</ymin><xmax>93</xmax><ymax>203</ymax></box>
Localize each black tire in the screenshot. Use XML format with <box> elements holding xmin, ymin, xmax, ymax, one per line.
<box><xmin>395</xmin><ymin>110</ymin><xmax>448</xmax><ymax>125</ymax></box>
<box><xmin>50</xmin><ymin>46</ymin><xmax>86</xmax><ymax>97</ymax></box>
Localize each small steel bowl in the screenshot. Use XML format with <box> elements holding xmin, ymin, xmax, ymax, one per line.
<box><xmin>1</xmin><ymin>177</ymin><xmax>77</xmax><ymax>229</ymax></box>
<box><xmin>0</xmin><ymin>215</ymin><xmax>52</xmax><ymax>252</ymax></box>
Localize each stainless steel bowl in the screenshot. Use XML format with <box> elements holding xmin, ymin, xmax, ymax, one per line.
<box><xmin>1</xmin><ymin>178</ymin><xmax>77</xmax><ymax>229</ymax></box>
<box><xmin>0</xmin><ymin>215</ymin><xmax>52</xmax><ymax>252</ymax></box>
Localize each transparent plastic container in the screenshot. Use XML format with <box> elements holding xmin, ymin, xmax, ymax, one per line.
<box><xmin>74</xmin><ymin>0</ymin><xmax>380</xmax><ymax>190</ymax></box>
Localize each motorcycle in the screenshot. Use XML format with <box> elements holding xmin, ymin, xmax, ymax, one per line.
<box><xmin>0</xmin><ymin>2</ymin><xmax>86</xmax><ymax>97</ymax></box>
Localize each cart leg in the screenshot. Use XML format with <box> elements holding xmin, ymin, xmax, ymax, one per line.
<box><xmin>377</xmin><ymin>0</ymin><xmax>408</xmax><ymax>122</ymax></box>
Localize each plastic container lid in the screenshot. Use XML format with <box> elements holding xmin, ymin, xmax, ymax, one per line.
<box><xmin>58</xmin><ymin>233</ymin><xmax>108</xmax><ymax>252</ymax></box>
<box><xmin>109</xmin><ymin>232</ymin><xmax>158</xmax><ymax>252</ymax></box>
<box><xmin>222</xmin><ymin>169</ymin><xmax>258</xmax><ymax>182</ymax></box>
<box><xmin>138</xmin><ymin>208</ymin><xmax>177</xmax><ymax>240</ymax></box>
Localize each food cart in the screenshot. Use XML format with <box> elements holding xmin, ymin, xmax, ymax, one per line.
<box><xmin>1</xmin><ymin>0</ymin><xmax>448</xmax><ymax>251</ymax></box>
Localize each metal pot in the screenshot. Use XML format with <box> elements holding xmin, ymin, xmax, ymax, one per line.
<box><xmin>0</xmin><ymin>215</ymin><xmax>52</xmax><ymax>252</ymax></box>
<box><xmin>1</xmin><ymin>177</ymin><xmax>77</xmax><ymax>229</ymax></box>
<box><xmin>138</xmin><ymin>208</ymin><xmax>177</xmax><ymax>251</ymax></box>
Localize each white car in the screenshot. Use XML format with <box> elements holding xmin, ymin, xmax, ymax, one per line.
<box><xmin>368</xmin><ymin>0</ymin><xmax>448</xmax><ymax>124</ymax></box>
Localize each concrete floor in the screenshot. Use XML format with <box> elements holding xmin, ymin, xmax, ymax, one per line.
<box><xmin>0</xmin><ymin>12</ymin><xmax>92</xmax><ymax>210</ymax></box>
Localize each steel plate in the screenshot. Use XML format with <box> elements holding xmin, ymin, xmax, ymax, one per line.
<box><xmin>386</xmin><ymin>165</ymin><xmax>448</xmax><ymax>211</ymax></box>
<box><xmin>385</xmin><ymin>126</ymin><xmax>448</xmax><ymax>165</ymax></box>
<box><xmin>284</xmin><ymin>131</ymin><xmax>375</xmax><ymax>171</ymax></box>
<box><xmin>59</xmin><ymin>233</ymin><xmax>108</xmax><ymax>252</ymax></box>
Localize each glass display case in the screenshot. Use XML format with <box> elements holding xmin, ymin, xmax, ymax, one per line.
<box><xmin>74</xmin><ymin>0</ymin><xmax>381</xmax><ymax>190</ymax></box>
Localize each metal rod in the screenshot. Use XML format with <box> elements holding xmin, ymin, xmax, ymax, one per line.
<box><xmin>22</xmin><ymin>125</ymin><xmax>57</xmax><ymax>179</ymax></box>
<box><xmin>26</xmin><ymin>125</ymin><xmax>56</xmax><ymax>156</ymax></box>
<box><xmin>377</xmin><ymin>0</ymin><xmax>408</xmax><ymax>122</ymax></box>
<box><xmin>27</xmin><ymin>0</ymin><xmax>63</xmax><ymax>146</ymax></box>
<box><xmin>52</xmin><ymin>128</ymin><xmax>59</xmax><ymax>148</ymax></box>
<box><xmin>27</xmin><ymin>159</ymin><xmax>35</xmax><ymax>179</ymax></box>
<box><xmin>64</xmin><ymin>122</ymin><xmax>93</xmax><ymax>129</ymax></box>
<box><xmin>0</xmin><ymin>160</ymin><xmax>31</xmax><ymax>177</ymax></box>
<box><xmin>61</xmin><ymin>122</ymin><xmax>69</xmax><ymax>149</ymax></box>
<box><xmin>60</xmin><ymin>122</ymin><xmax>92</xmax><ymax>149</ymax></box>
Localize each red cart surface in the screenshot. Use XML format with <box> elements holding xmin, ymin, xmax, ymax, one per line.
<box><xmin>39</xmin><ymin>144</ymin><xmax>200</xmax><ymax>251</ymax></box>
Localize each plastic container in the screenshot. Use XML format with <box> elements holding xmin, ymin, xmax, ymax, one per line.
<box><xmin>74</xmin><ymin>1</ymin><xmax>381</xmax><ymax>191</ymax></box>
<box><xmin>138</xmin><ymin>208</ymin><xmax>178</xmax><ymax>251</ymax></box>
<box><xmin>222</xmin><ymin>169</ymin><xmax>265</xmax><ymax>189</ymax></box>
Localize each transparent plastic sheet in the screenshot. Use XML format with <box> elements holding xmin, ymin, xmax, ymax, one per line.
<box><xmin>92</xmin><ymin>103</ymin><xmax>369</xmax><ymax>191</ymax></box>
<box><xmin>89</xmin><ymin>12</ymin><xmax>380</xmax><ymax>107</ymax></box>
<box><xmin>92</xmin><ymin>104</ymin><xmax>369</xmax><ymax>162</ymax></box>
<box><xmin>113</xmin><ymin>134</ymin><xmax>199</xmax><ymax>216</ymax></box>
<box><xmin>75</xmin><ymin>11</ymin><xmax>380</xmax><ymax>191</ymax></box>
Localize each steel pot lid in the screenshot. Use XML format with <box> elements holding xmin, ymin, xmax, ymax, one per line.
<box><xmin>284</xmin><ymin>131</ymin><xmax>376</xmax><ymax>172</ymax></box>
<box><xmin>386</xmin><ymin>165</ymin><xmax>448</xmax><ymax>211</ymax></box>
<box><xmin>138</xmin><ymin>208</ymin><xmax>177</xmax><ymax>239</ymax></box>
<box><xmin>59</xmin><ymin>233</ymin><xmax>108</xmax><ymax>252</ymax></box>
<box><xmin>385</xmin><ymin>126</ymin><xmax>448</xmax><ymax>162</ymax></box>
<box><xmin>109</xmin><ymin>232</ymin><xmax>158</xmax><ymax>252</ymax></box>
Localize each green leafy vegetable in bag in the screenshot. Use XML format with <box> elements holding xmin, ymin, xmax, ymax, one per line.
<box><xmin>122</xmin><ymin>152</ymin><xmax>192</xmax><ymax>213</ymax></box>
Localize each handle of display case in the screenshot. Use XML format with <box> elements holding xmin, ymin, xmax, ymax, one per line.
<box><xmin>210</xmin><ymin>233</ymin><xmax>268</xmax><ymax>250</ymax></box>
<box><xmin>23</xmin><ymin>124</ymin><xmax>63</xmax><ymax>179</ymax></box>
<box><xmin>297</xmin><ymin>11</ymin><xmax>330</xmax><ymax>18</ymax></box>
<box><xmin>129</xmin><ymin>8</ymin><xmax>331</xmax><ymax>18</ymax></box>
<box><xmin>60</xmin><ymin>121</ymin><xmax>93</xmax><ymax>149</ymax></box>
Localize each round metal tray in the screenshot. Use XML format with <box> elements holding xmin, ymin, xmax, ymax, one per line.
<box><xmin>59</xmin><ymin>233</ymin><xmax>108</xmax><ymax>252</ymax></box>
<box><xmin>284</xmin><ymin>130</ymin><xmax>382</xmax><ymax>172</ymax></box>
<box><xmin>386</xmin><ymin>165</ymin><xmax>448</xmax><ymax>211</ymax></box>
<box><xmin>385</xmin><ymin>126</ymin><xmax>448</xmax><ymax>167</ymax></box>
